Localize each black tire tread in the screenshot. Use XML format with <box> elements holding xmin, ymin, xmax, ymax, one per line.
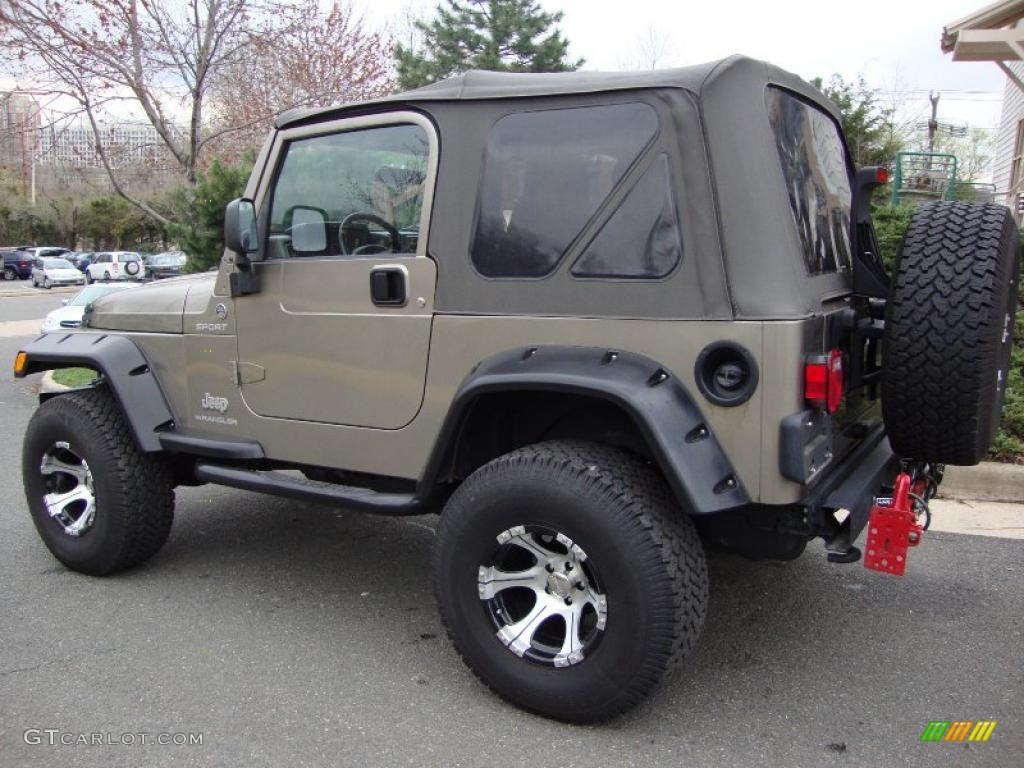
<box><xmin>882</xmin><ymin>202</ymin><xmax>1019</xmax><ymax>465</ymax></box>
<box><xmin>26</xmin><ymin>387</ymin><xmax>174</xmax><ymax>574</ymax></box>
<box><xmin>434</xmin><ymin>439</ymin><xmax>708</xmax><ymax>721</ymax></box>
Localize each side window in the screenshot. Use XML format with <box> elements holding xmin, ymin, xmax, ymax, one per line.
<box><xmin>571</xmin><ymin>154</ymin><xmax>682</xmax><ymax>279</ymax></box>
<box><xmin>471</xmin><ymin>103</ymin><xmax>659</xmax><ymax>278</ymax></box>
<box><xmin>766</xmin><ymin>87</ymin><xmax>853</xmax><ymax>275</ymax></box>
<box><xmin>268</xmin><ymin>123</ymin><xmax>429</xmax><ymax>258</ymax></box>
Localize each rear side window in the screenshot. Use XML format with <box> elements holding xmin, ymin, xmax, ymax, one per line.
<box><xmin>767</xmin><ymin>87</ymin><xmax>852</xmax><ymax>275</ymax></box>
<box><xmin>570</xmin><ymin>154</ymin><xmax>682</xmax><ymax>279</ymax></box>
<box><xmin>471</xmin><ymin>103</ymin><xmax>659</xmax><ymax>278</ymax></box>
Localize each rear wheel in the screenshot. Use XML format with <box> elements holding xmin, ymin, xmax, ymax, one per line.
<box><xmin>433</xmin><ymin>440</ymin><xmax>708</xmax><ymax>722</ymax></box>
<box><xmin>22</xmin><ymin>387</ymin><xmax>175</xmax><ymax>575</ymax></box>
<box><xmin>882</xmin><ymin>202</ymin><xmax>1020</xmax><ymax>465</ymax></box>
<box><xmin>3</xmin><ymin>266</ymin><xmax>15</xmax><ymax>281</ymax></box>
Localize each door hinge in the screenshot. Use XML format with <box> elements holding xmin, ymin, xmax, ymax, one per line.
<box><xmin>231</xmin><ymin>361</ymin><xmax>266</xmax><ymax>385</ymax></box>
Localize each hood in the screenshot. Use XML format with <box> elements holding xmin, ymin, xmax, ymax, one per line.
<box><xmin>88</xmin><ymin>272</ymin><xmax>214</xmax><ymax>333</ymax></box>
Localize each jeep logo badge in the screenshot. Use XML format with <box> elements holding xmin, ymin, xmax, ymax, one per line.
<box><xmin>201</xmin><ymin>393</ymin><xmax>229</xmax><ymax>413</ymax></box>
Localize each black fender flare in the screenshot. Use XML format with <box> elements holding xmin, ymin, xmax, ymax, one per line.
<box><xmin>418</xmin><ymin>346</ymin><xmax>749</xmax><ymax>515</ymax></box>
<box><xmin>16</xmin><ymin>332</ymin><xmax>174</xmax><ymax>453</ymax></box>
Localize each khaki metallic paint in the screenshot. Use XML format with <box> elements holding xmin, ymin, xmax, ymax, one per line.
<box><xmin>89</xmin><ymin>276</ymin><xmax>203</xmax><ymax>334</ymax></box>
<box><xmin>234</xmin><ymin>256</ymin><xmax>436</xmax><ymax>429</ymax></box>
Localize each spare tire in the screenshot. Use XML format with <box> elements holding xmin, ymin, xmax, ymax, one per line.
<box><xmin>882</xmin><ymin>202</ymin><xmax>1020</xmax><ymax>465</ymax></box>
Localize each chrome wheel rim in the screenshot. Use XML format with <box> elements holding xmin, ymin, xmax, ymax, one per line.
<box><xmin>39</xmin><ymin>441</ymin><xmax>96</xmax><ymax>537</ymax></box>
<box><xmin>479</xmin><ymin>525</ymin><xmax>608</xmax><ymax>667</ymax></box>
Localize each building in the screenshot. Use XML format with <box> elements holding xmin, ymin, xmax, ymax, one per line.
<box><xmin>38</xmin><ymin>121</ymin><xmax>171</xmax><ymax>170</ymax></box>
<box><xmin>943</xmin><ymin>0</ymin><xmax>1024</xmax><ymax>219</ymax></box>
<box><xmin>0</xmin><ymin>92</ymin><xmax>42</xmax><ymax>195</ymax></box>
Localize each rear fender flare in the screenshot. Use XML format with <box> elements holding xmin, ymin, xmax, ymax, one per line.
<box><xmin>418</xmin><ymin>346</ymin><xmax>749</xmax><ymax>515</ymax></box>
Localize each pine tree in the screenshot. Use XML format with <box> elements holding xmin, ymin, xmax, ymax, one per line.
<box><xmin>395</xmin><ymin>1</ymin><xmax>583</xmax><ymax>90</ymax></box>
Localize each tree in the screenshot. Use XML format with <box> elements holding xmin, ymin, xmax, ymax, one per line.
<box><xmin>810</xmin><ymin>74</ymin><xmax>907</xmax><ymax>168</ymax></box>
<box><xmin>166</xmin><ymin>156</ymin><xmax>251</xmax><ymax>272</ymax></box>
<box><xmin>929</xmin><ymin>126</ymin><xmax>994</xmax><ymax>183</ymax></box>
<box><xmin>79</xmin><ymin>195</ymin><xmax>167</xmax><ymax>250</ymax></box>
<box><xmin>0</xmin><ymin>0</ymin><xmax>346</xmax><ymax>224</ymax></box>
<box><xmin>210</xmin><ymin>2</ymin><xmax>394</xmax><ymax>160</ymax></box>
<box><xmin>395</xmin><ymin>0</ymin><xmax>583</xmax><ymax>90</ymax></box>
<box><xmin>618</xmin><ymin>24</ymin><xmax>676</xmax><ymax>71</ymax></box>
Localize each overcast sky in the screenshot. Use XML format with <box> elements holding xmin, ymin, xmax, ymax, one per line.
<box><xmin>4</xmin><ymin>0</ymin><xmax>1006</xmax><ymax>136</ymax></box>
<box><xmin>369</xmin><ymin>0</ymin><xmax>1007</xmax><ymax>131</ymax></box>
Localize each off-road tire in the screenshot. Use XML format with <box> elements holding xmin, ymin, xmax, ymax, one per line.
<box><xmin>22</xmin><ymin>387</ymin><xmax>175</xmax><ymax>575</ymax></box>
<box><xmin>433</xmin><ymin>440</ymin><xmax>708</xmax><ymax>722</ymax></box>
<box><xmin>882</xmin><ymin>202</ymin><xmax>1020</xmax><ymax>465</ymax></box>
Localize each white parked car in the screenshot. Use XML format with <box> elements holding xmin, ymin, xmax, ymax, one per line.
<box><xmin>31</xmin><ymin>257</ymin><xmax>85</xmax><ymax>289</ymax></box>
<box><xmin>40</xmin><ymin>283</ymin><xmax>139</xmax><ymax>332</ymax></box>
<box><xmin>86</xmin><ymin>251</ymin><xmax>143</xmax><ymax>282</ymax></box>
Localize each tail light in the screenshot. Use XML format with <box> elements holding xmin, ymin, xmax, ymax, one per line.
<box><xmin>805</xmin><ymin>349</ymin><xmax>844</xmax><ymax>414</ymax></box>
<box><xmin>112</xmin><ymin>262</ymin><xmax>119</xmax><ymax>272</ymax></box>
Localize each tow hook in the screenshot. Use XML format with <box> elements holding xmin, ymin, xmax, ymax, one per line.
<box><xmin>864</xmin><ymin>464</ymin><xmax>938</xmax><ymax>576</ymax></box>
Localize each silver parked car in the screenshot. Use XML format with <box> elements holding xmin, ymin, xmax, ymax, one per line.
<box><xmin>31</xmin><ymin>257</ymin><xmax>85</xmax><ymax>289</ymax></box>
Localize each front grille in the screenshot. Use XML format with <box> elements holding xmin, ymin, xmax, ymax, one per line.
<box><xmin>59</xmin><ymin>320</ymin><xmax>81</xmax><ymax>328</ymax></box>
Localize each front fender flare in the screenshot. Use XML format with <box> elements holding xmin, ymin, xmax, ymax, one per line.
<box><xmin>16</xmin><ymin>332</ymin><xmax>174</xmax><ymax>453</ymax></box>
<box><xmin>419</xmin><ymin>346</ymin><xmax>749</xmax><ymax>515</ymax></box>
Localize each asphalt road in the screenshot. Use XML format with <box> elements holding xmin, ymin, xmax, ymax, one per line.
<box><xmin>0</xmin><ymin>292</ymin><xmax>69</xmax><ymax>323</ymax></box>
<box><xmin>0</xmin><ymin>304</ymin><xmax>1021</xmax><ymax>768</ymax></box>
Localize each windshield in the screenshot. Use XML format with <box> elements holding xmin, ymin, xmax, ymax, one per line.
<box><xmin>45</xmin><ymin>258</ymin><xmax>75</xmax><ymax>269</ymax></box>
<box><xmin>39</xmin><ymin>248</ymin><xmax>69</xmax><ymax>258</ymax></box>
<box><xmin>67</xmin><ymin>285</ymin><xmax>132</xmax><ymax>306</ymax></box>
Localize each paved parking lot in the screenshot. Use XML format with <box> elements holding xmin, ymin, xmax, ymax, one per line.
<box><xmin>0</xmin><ymin>298</ymin><xmax>1021</xmax><ymax>767</ymax></box>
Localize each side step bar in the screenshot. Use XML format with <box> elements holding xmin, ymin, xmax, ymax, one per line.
<box><xmin>193</xmin><ymin>462</ymin><xmax>433</xmax><ymax>515</ymax></box>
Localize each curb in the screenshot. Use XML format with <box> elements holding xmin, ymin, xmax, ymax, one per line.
<box><xmin>39</xmin><ymin>370</ymin><xmax>71</xmax><ymax>394</ymax></box>
<box><xmin>938</xmin><ymin>462</ymin><xmax>1024</xmax><ymax>503</ymax></box>
<box><xmin>0</xmin><ymin>286</ymin><xmax>79</xmax><ymax>298</ymax></box>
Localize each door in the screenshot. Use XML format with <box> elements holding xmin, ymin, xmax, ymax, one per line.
<box><xmin>235</xmin><ymin>114</ymin><xmax>438</xmax><ymax>429</ymax></box>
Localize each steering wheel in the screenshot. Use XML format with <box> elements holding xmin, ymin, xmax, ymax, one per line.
<box><xmin>339</xmin><ymin>212</ymin><xmax>401</xmax><ymax>255</ymax></box>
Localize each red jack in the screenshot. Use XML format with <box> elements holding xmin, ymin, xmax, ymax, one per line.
<box><xmin>864</xmin><ymin>472</ymin><xmax>924</xmax><ymax>576</ymax></box>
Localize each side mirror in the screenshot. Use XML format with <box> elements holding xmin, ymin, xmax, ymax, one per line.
<box><xmin>224</xmin><ymin>198</ymin><xmax>259</xmax><ymax>261</ymax></box>
<box><xmin>288</xmin><ymin>206</ymin><xmax>328</xmax><ymax>254</ymax></box>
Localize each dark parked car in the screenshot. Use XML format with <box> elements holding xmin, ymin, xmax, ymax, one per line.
<box><xmin>2</xmin><ymin>249</ymin><xmax>33</xmax><ymax>280</ymax></box>
<box><xmin>67</xmin><ymin>252</ymin><xmax>94</xmax><ymax>272</ymax></box>
<box><xmin>144</xmin><ymin>251</ymin><xmax>186</xmax><ymax>279</ymax></box>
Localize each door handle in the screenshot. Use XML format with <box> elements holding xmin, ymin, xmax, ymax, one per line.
<box><xmin>370</xmin><ymin>266</ymin><xmax>408</xmax><ymax>306</ymax></box>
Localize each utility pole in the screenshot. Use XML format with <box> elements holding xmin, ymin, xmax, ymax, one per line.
<box><xmin>928</xmin><ymin>91</ymin><xmax>940</xmax><ymax>154</ymax></box>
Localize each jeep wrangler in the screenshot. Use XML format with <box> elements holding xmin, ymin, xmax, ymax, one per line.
<box><xmin>15</xmin><ymin>56</ymin><xmax>1019</xmax><ymax>722</ymax></box>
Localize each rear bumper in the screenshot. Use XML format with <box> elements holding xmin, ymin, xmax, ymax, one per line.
<box><xmin>804</xmin><ymin>422</ymin><xmax>899</xmax><ymax>544</ymax></box>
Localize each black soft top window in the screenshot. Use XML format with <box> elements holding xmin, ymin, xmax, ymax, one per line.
<box><xmin>767</xmin><ymin>87</ymin><xmax>852</xmax><ymax>275</ymax></box>
<box><xmin>471</xmin><ymin>103</ymin><xmax>659</xmax><ymax>278</ymax></box>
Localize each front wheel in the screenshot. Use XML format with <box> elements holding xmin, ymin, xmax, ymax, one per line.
<box><xmin>22</xmin><ymin>387</ymin><xmax>175</xmax><ymax>575</ymax></box>
<box><xmin>433</xmin><ymin>440</ymin><xmax>708</xmax><ymax>722</ymax></box>
<box><xmin>85</xmin><ymin>271</ymin><xmax>94</xmax><ymax>284</ymax></box>
<box><xmin>42</xmin><ymin>277</ymin><xmax>51</xmax><ymax>289</ymax></box>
